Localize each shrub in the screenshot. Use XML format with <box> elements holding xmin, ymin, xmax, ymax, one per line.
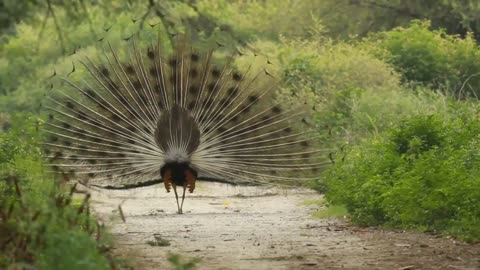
<box><xmin>318</xmin><ymin>113</ymin><xmax>480</xmax><ymax>242</ymax></box>
<box><xmin>243</xmin><ymin>37</ymin><xmax>457</xmax><ymax>147</ymax></box>
<box><xmin>389</xmin><ymin>114</ymin><xmax>446</xmax><ymax>155</ymax></box>
<box><xmin>196</xmin><ymin>0</ymin><xmax>325</xmax><ymax>39</ymax></box>
<box><xmin>365</xmin><ymin>20</ymin><xmax>480</xmax><ymax>98</ymax></box>
<box><xmin>249</xmin><ymin>38</ymin><xmax>410</xmax><ymax>139</ymax></box>
<box><xmin>0</xmin><ymin>114</ymin><xmax>126</xmax><ymax>269</ymax></box>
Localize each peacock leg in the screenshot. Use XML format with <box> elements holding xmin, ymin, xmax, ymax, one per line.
<box><xmin>180</xmin><ymin>185</ymin><xmax>187</xmax><ymax>213</ymax></box>
<box><xmin>172</xmin><ymin>184</ymin><xmax>182</xmax><ymax>214</ymax></box>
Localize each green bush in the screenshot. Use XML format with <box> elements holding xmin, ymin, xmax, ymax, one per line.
<box><xmin>0</xmin><ymin>114</ymin><xmax>125</xmax><ymax>269</ymax></box>
<box><xmin>0</xmin><ymin>5</ymin><xmax>145</xmax><ymax>112</ymax></box>
<box><xmin>249</xmin><ymin>38</ymin><xmax>409</xmax><ymax>140</ymax></box>
<box><xmin>365</xmin><ymin>20</ymin><xmax>480</xmax><ymax>98</ymax></box>
<box><xmin>389</xmin><ymin>114</ymin><xmax>446</xmax><ymax>155</ymax></box>
<box><xmin>0</xmin><ymin>1</ymin><xmax>201</xmax><ymax>112</ymax></box>
<box><xmin>244</xmin><ymin>37</ymin><xmax>455</xmax><ymax>146</ymax></box>
<box><xmin>197</xmin><ymin>0</ymin><xmax>325</xmax><ymax>39</ymax></box>
<box><xmin>317</xmin><ymin>113</ymin><xmax>480</xmax><ymax>242</ymax></box>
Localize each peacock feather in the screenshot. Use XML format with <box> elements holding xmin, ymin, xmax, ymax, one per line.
<box><xmin>42</xmin><ymin>33</ymin><xmax>329</xmax><ymax>213</ymax></box>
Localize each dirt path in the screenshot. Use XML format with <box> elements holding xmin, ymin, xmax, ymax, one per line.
<box><xmin>89</xmin><ymin>183</ymin><xmax>480</xmax><ymax>270</ymax></box>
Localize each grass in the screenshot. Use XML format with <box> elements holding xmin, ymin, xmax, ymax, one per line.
<box><xmin>168</xmin><ymin>253</ymin><xmax>201</xmax><ymax>270</ymax></box>
<box><xmin>300</xmin><ymin>198</ymin><xmax>348</xmax><ymax>219</ymax></box>
<box><xmin>312</xmin><ymin>205</ymin><xmax>349</xmax><ymax>219</ymax></box>
<box><xmin>0</xmin><ymin>114</ymin><xmax>132</xmax><ymax>269</ymax></box>
<box><xmin>317</xmin><ymin>113</ymin><xmax>480</xmax><ymax>242</ymax></box>
<box><xmin>300</xmin><ymin>198</ymin><xmax>326</xmax><ymax>206</ymax></box>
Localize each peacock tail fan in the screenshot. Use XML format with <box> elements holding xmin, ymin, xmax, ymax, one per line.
<box><xmin>41</xmin><ymin>29</ymin><xmax>331</xmax><ymax>212</ymax></box>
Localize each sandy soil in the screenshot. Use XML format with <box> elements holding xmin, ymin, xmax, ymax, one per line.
<box><xmin>88</xmin><ymin>183</ymin><xmax>480</xmax><ymax>270</ymax></box>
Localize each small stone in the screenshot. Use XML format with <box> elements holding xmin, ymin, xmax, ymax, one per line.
<box><xmin>394</xmin><ymin>243</ymin><xmax>411</xmax><ymax>248</ymax></box>
<box><xmin>398</xmin><ymin>265</ymin><xmax>415</xmax><ymax>270</ymax></box>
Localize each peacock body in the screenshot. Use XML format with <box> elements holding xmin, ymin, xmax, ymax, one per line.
<box><xmin>43</xmin><ymin>33</ymin><xmax>326</xmax><ymax>213</ymax></box>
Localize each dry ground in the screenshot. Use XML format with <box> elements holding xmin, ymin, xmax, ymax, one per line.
<box><xmin>88</xmin><ymin>183</ymin><xmax>480</xmax><ymax>270</ymax></box>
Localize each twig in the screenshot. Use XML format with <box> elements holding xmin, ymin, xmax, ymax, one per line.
<box><xmin>46</xmin><ymin>0</ymin><xmax>66</xmax><ymax>54</ymax></box>
<box><xmin>458</xmin><ymin>72</ymin><xmax>480</xmax><ymax>99</ymax></box>
<box><xmin>118</xmin><ymin>204</ymin><xmax>126</xmax><ymax>223</ymax></box>
<box><xmin>36</xmin><ymin>7</ymin><xmax>51</xmax><ymax>52</ymax></box>
<box><xmin>10</xmin><ymin>175</ymin><xmax>23</xmax><ymax>206</ymax></box>
<box><xmin>78</xmin><ymin>0</ymin><xmax>95</xmax><ymax>34</ymax></box>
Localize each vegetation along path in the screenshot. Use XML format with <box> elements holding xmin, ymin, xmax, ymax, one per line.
<box><xmin>89</xmin><ymin>183</ymin><xmax>480</xmax><ymax>270</ymax></box>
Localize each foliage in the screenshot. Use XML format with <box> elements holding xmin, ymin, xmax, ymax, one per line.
<box><xmin>312</xmin><ymin>205</ymin><xmax>349</xmax><ymax>219</ymax></box>
<box><xmin>276</xmin><ymin>38</ymin><xmax>399</xmax><ymax>94</ymax></box>
<box><xmin>364</xmin><ymin>20</ymin><xmax>480</xmax><ymax>98</ymax></box>
<box><xmin>196</xmin><ymin>0</ymin><xmax>326</xmax><ymax>40</ymax></box>
<box><xmin>168</xmin><ymin>253</ymin><xmax>201</xmax><ymax>270</ymax></box>
<box><xmin>0</xmin><ymin>115</ymin><xmax>127</xmax><ymax>269</ymax></box>
<box><xmin>0</xmin><ymin>0</ymin><xmax>215</xmax><ymax>111</ymax></box>
<box><xmin>317</xmin><ymin>112</ymin><xmax>480</xmax><ymax>242</ymax></box>
<box><xmin>300</xmin><ymin>198</ymin><xmax>326</xmax><ymax>206</ymax></box>
<box><xmin>0</xmin><ymin>113</ymin><xmax>40</xmax><ymax>164</ymax></box>
<box><xmin>252</xmin><ymin>37</ymin><xmax>451</xmax><ymax>144</ymax></box>
<box><xmin>315</xmin><ymin>0</ymin><xmax>480</xmax><ymax>41</ymax></box>
<box><xmin>0</xmin><ymin>1</ymin><xmax>152</xmax><ymax>110</ymax></box>
<box><xmin>198</xmin><ymin>0</ymin><xmax>480</xmax><ymax>42</ymax></box>
<box><xmin>1</xmin><ymin>0</ymin><xmax>94</xmax><ymax>34</ymax></box>
<box><xmin>0</xmin><ymin>0</ymin><xmax>182</xmax><ymax>35</ymax></box>
<box><xmin>244</xmin><ymin>37</ymin><xmax>404</xmax><ymax>140</ymax></box>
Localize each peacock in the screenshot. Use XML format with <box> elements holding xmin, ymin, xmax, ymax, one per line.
<box><xmin>42</xmin><ymin>32</ymin><xmax>327</xmax><ymax>214</ymax></box>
